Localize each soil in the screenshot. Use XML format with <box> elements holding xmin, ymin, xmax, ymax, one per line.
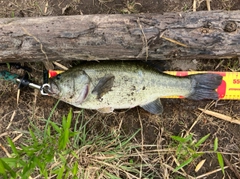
<box><xmin>0</xmin><ymin>0</ymin><xmax>240</xmax><ymax>178</ymax></box>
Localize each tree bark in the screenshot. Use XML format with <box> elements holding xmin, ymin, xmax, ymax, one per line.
<box><xmin>0</xmin><ymin>10</ymin><xmax>240</xmax><ymax>62</ymax></box>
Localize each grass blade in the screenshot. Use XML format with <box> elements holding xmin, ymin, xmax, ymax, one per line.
<box><xmin>66</xmin><ymin>108</ymin><xmax>72</xmax><ymax>129</ymax></box>
<box><xmin>217</xmin><ymin>152</ymin><xmax>225</xmax><ymax>175</ymax></box>
<box><xmin>50</xmin><ymin>121</ymin><xmax>61</xmax><ymax>133</ymax></box>
<box><xmin>57</xmin><ymin>166</ymin><xmax>64</xmax><ymax>179</ymax></box>
<box><xmin>29</xmin><ymin>128</ymin><xmax>37</xmax><ymax>144</ymax></box>
<box><xmin>171</xmin><ymin>134</ymin><xmax>192</xmax><ymax>143</ymax></box>
<box><xmin>118</xmin><ymin>129</ymin><xmax>140</xmax><ymax>149</ymax></box>
<box><xmin>59</xmin><ymin>111</ymin><xmax>71</xmax><ymax>150</ymax></box>
<box><xmin>171</xmin><ymin>136</ymin><xmax>186</xmax><ymax>143</ymax></box>
<box><xmin>44</xmin><ymin>100</ymin><xmax>60</xmax><ymax>138</ymax></box>
<box><xmin>73</xmin><ymin>110</ymin><xmax>82</xmax><ymax>147</ymax></box>
<box><xmin>72</xmin><ymin>162</ymin><xmax>78</xmax><ymax>176</ymax></box>
<box><xmin>195</xmin><ymin>134</ymin><xmax>210</xmax><ymax>148</ymax></box>
<box><xmin>0</xmin><ymin>158</ymin><xmax>16</xmax><ymax>178</ymax></box>
<box><xmin>174</xmin><ymin>157</ymin><xmax>193</xmax><ymax>172</ymax></box>
<box><xmin>214</xmin><ymin>137</ymin><xmax>218</xmax><ymax>152</ymax></box>
<box><xmin>7</xmin><ymin>137</ymin><xmax>18</xmax><ymax>155</ymax></box>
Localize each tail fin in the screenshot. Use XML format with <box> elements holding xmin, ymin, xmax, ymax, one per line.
<box><xmin>188</xmin><ymin>73</ymin><xmax>222</xmax><ymax>100</ymax></box>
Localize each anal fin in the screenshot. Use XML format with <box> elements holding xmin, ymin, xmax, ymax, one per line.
<box><xmin>140</xmin><ymin>98</ymin><xmax>163</xmax><ymax>115</ymax></box>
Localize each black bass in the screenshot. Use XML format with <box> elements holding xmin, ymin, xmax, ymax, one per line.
<box><xmin>48</xmin><ymin>61</ymin><xmax>222</xmax><ymax>114</ymax></box>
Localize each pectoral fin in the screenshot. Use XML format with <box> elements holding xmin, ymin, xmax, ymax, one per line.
<box><xmin>140</xmin><ymin>98</ymin><xmax>163</xmax><ymax>115</ymax></box>
<box><xmin>92</xmin><ymin>75</ymin><xmax>115</xmax><ymax>99</ymax></box>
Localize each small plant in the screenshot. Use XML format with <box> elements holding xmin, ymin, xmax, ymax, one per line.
<box><xmin>0</xmin><ymin>105</ymin><xmax>157</xmax><ymax>178</ymax></box>
<box><xmin>171</xmin><ymin>133</ymin><xmax>210</xmax><ymax>171</ymax></box>
<box><xmin>121</xmin><ymin>1</ymin><xmax>142</xmax><ymax>14</ymax></box>
<box><xmin>1</xmin><ymin>108</ymin><xmax>76</xmax><ymax>179</ymax></box>
<box><xmin>171</xmin><ymin>133</ymin><xmax>225</xmax><ymax>174</ymax></box>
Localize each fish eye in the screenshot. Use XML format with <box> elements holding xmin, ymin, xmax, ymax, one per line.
<box><xmin>56</xmin><ymin>74</ymin><xmax>61</xmax><ymax>80</ymax></box>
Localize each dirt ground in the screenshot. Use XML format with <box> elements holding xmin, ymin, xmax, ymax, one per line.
<box><xmin>0</xmin><ymin>0</ymin><xmax>240</xmax><ymax>178</ymax></box>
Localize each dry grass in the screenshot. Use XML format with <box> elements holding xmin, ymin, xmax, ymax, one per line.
<box><xmin>0</xmin><ymin>0</ymin><xmax>54</xmax><ymax>17</ymax></box>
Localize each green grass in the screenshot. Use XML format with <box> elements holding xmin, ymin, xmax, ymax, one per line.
<box><xmin>171</xmin><ymin>133</ymin><xmax>225</xmax><ymax>175</ymax></box>
<box><xmin>0</xmin><ymin>104</ymin><xmax>158</xmax><ymax>179</ymax></box>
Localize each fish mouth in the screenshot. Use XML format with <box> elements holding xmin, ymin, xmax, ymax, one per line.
<box><xmin>47</xmin><ymin>80</ymin><xmax>60</xmax><ymax>96</ymax></box>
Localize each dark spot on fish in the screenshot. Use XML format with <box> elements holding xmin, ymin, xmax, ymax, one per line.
<box><xmin>131</xmin><ymin>92</ymin><xmax>134</xmax><ymax>96</ymax></box>
<box><xmin>131</xmin><ymin>86</ymin><xmax>136</xmax><ymax>90</ymax></box>
<box><xmin>69</xmin><ymin>95</ymin><xmax>74</xmax><ymax>99</ymax></box>
<box><xmin>142</xmin><ymin>86</ymin><xmax>146</xmax><ymax>90</ymax></box>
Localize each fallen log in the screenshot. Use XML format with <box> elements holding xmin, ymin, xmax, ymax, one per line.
<box><xmin>0</xmin><ymin>10</ymin><xmax>240</xmax><ymax>62</ymax></box>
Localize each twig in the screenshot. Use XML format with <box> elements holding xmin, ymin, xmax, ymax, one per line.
<box><xmin>173</xmin><ymin>156</ymin><xmax>188</xmax><ymax>176</ymax></box>
<box><xmin>198</xmin><ymin>108</ymin><xmax>240</xmax><ymax>125</ymax></box>
<box><xmin>206</xmin><ymin>0</ymin><xmax>211</xmax><ymax>11</ymax></box>
<box><xmin>6</xmin><ymin>110</ymin><xmax>16</xmax><ymax>129</ymax></box>
<box><xmin>185</xmin><ymin>101</ymin><xmax>215</xmax><ymax>136</ymax></box>
<box><xmin>222</xmin><ymin>155</ymin><xmax>240</xmax><ymax>179</ymax></box>
<box><xmin>186</xmin><ymin>112</ymin><xmax>203</xmax><ymax>136</ymax></box>
<box><xmin>0</xmin><ymin>131</ymin><xmax>22</xmax><ymax>138</ymax></box>
<box><xmin>215</xmin><ymin>60</ymin><xmax>225</xmax><ymax>70</ymax></box>
<box><xmin>0</xmin><ymin>143</ymin><xmax>11</xmax><ymax>157</ymax></box>
<box><xmin>21</xmin><ymin>27</ymin><xmax>49</xmax><ymax>61</ymax></box>
<box><xmin>196</xmin><ymin>162</ymin><xmax>240</xmax><ymax>178</ymax></box>
<box><xmin>161</xmin><ymin>36</ymin><xmax>188</xmax><ymax>47</ymax></box>
<box><xmin>13</xmin><ymin>133</ymin><xmax>23</xmax><ymax>142</ymax></box>
<box><xmin>159</xmin><ymin>30</ymin><xmax>188</xmax><ymax>47</ymax></box>
<box><xmin>162</xmin><ymin>163</ymin><xmax>195</xmax><ymax>179</ymax></box>
<box><xmin>136</xmin><ymin>18</ymin><xmax>148</xmax><ymax>60</ymax></box>
<box><xmin>137</xmin><ymin>109</ymin><xmax>144</xmax><ymax>179</ymax></box>
<box><xmin>53</xmin><ymin>62</ymin><xmax>69</xmax><ymax>70</ymax></box>
<box><xmin>21</xmin><ymin>27</ymin><xmax>54</xmax><ymax>70</ymax></box>
<box><xmin>44</xmin><ymin>1</ymin><xmax>49</xmax><ymax>14</ymax></box>
<box><xmin>193</xmin><ymin>0</ymin><xmax>197</xmax><ymax>11</ymax></box>
<box><xmin>17</xmin><ymin>89</ymin><xmax>20</xmax><ymax>105</ymax></box>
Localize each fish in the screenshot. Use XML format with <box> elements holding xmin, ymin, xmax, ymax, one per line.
<box><xmin>48</xmin><ymin>61</ymin><xmax>223</xmax><ymax>115</ymax></box>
